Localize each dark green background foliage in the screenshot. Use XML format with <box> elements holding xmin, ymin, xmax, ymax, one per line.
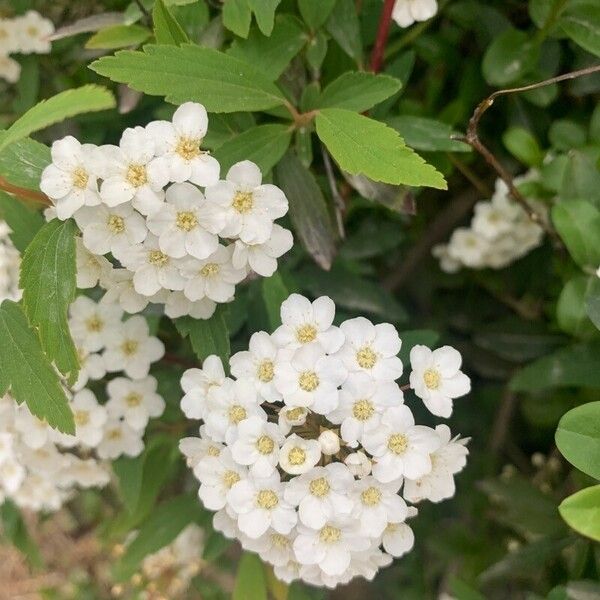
<box><xmin>0</xmin><ymin>0</ymin><xmax>599</xmax><ymax>598</ymax></box>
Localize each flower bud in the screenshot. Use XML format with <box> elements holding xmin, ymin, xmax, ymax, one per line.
<box><xmin>344</xmin><ymin>450</ymin><xmax>371</xmax><ymax>478</ymax></box>
<box><xmin>318</xmin><ymin>429</ymin><xmax>340</xmax><ymax>455</ymax></box>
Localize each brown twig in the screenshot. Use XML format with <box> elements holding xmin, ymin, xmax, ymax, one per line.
<box><xmin>446</xmin><ymin>154</ymin><xmax>493</xmax><ymax>198</ymax></box>
<box><xmin>370</xmin><ymin>0</ymin><xmax>396</xmax><ymax>73</ymax></box>
<box><xmin>161</xmin><ymin>352</ymin><xmax>197</xmax><ymax>369</ymax></box>
<box><xmin>0</xmin><ymin>176</ymin><xmax>50</xmax><ymax>206</ymax></box>
<box><xmin>489</xmin><ymin>388</ymin><xmax>518</xmax><ymax>454</ymax></box>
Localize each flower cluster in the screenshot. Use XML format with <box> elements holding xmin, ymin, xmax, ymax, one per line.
<box><xmin>0</xmin><ymin>221</ymin><xmax>20</xmax><ymax>302</ymax></box>
<box><xmin>0</xmin><ymin>296</ymin><xmax>165</xmax><ymax>512</ymax></box>
<box><xmin>0</xmin><ymin>11</ymin><xmax>53</xmax><ymax>83</ymax></box>
<box><xmin>433</xmin><ymin>176</ymin><xmax>545</xmax><ymax>272</ymax></box>
<box><xmin>179</xmin><ymin>294</ymin><xmax>470</xmax><ymax>588</ymax></box>
<box><xmin>392</xmin><ymin>0</ymin><xmax>438</xmax><ymax>28</ymax></box>
<box><xmin>40</xmin><ymin>102</ymin><xmax>293</xmax><ymax>320</ymax></box>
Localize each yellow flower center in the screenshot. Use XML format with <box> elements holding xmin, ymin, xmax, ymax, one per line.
<box><xmin>0</xmin><ymin>29</ymin><xmax>7</xmax><ymax>40</ymax></box>
<box><xmin>298</xmin><ymin>371</ymin><xmax>319</xmax><ymax>392</ymax></box>
<box><xmin>200</xmin><ymin>263</ymin><xmax>219</xmax><ymax>277</ymax></box>
<box><xmin>175</xmin><ymin>137</ymin><xmax>201</xmax><ymax>161</ymax></box>
<box><xmin>284</xmin><ymin>407</ymin><xmax>306</xmax><ymax>422</ymax></box>
<box><xmin>149</xmin><ymin>249</ymin><xmax>169</xmax><ymax>267</ymax></box>
<box><xmin>85</xmin><ymin>315</ymin><xmax>104</xmax><ymax>332</ymax></box>
<box><xmin>270</xmin><ymin>533</ymin><xmax>289</xmax><ymax>548</ymax></box>
<box><xmin>256</xmin><ymin>435</ymin><xmax>275</xmax><ymax>455</ymax></box>
<box><xmin>207</xmin><ymin>445</ymin><xmax>220</xmax><ymax>457</ymax></box>
<box><xmin>176</xmin><ymin>211</ymin><xmax>198</xmax><ymax>232</ymax></box>
<box><xmin>361</xmin><ymin>486</ymin><xmax>382</xmax><ymax>506</ymax></box>
<box><xmin>385</xmin><ymin>522</ymin><xmax>399</xmax><ymax>534</ymax></box>
<box><xmin>257</xmin><ymin>360</ymin><xmax>274</xmax><ymax>383</ymax></box>
<box><xmin>126</xmin><ymin>163</ymin><xmax>147</xmax><ymax>187</ymax></box>
<box><xmin>388</xmin><ymin>433</ymin><xmax>409</xmax><ymax>455</ymax></box>
<box><xmin>356</xmin><ymin>346</ymin><xmax>377</xmax><ymax>369</ymax></box>
<box><xmin>125</xmin><ymin>392</ymin><xmax>142</xmax><ymax>407</ymax></box>
<box><xmin>309</xmin><ymin>477</ymin><xmax>330</xmax><ymax>498</ymax></box>
<box><xmin>296</xmin><ymin>324</ymin><xmax>317</xmax><ymax>344</ymax></box>
<box><xmin>74</xmin><ymin>410</ymin><xmax>90</xmax><ymax>426</ymax></box>
<box><xmin>256</xmin><ymin>489</ymin><xmax>279</xmax><ymax>510</ymax></box>
<box><xmin>72</xmin><ymin>167</ymin><xmax>89</xmax><ymax>189</ymax></box>
<box><xmin>27</xmin><ymin>26</ymin><xmax>38</xmax><ymax>36</ymax></box>
<box><xmin>222</xmin><ymin>470</ymin><xmax>240</xmax><ymax>489</ymax></box>
<box><xmin>423</xmin><ymin>368</ymin><xmax>441</xmax><ymax>390</ymax></box>
<box><xmin>228</xmin><ymin>404</ymin><xmax>247</xmax><ymax>424</ymax></box>
<box><xmin>352</xmin><ymin>399</ymin><xmax>375</xmax><ymax>421</ymax></box>
<box><xmin>232</xmin><ymin>191</ymin><xmax>254</xmax><ymax>214</ymax></box>
<box><xmin>121</xmin><ymin>339</ymin><xmax>139</xmax><ymax>356</ymax></box>
<box><xmin>319</xmin><ymin>525</ymin><xmax>341</xmax><ymax>544</ymax></box>
<box><xmin>287</xmin><ymin>446</ymin><xmax>306</xmax><ymax>466</ymax></box>
<box><xmin>108</xmin><ymin>214</ymin><xmax>125</xmax><ymax>234</ymax></box>
<box><xmin>107</xmin><ymin>428</ymin><xmax>122</xmax><ymax>440</ymax></box>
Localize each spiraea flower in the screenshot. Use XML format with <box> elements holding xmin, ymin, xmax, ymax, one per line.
<box><xmin>392</xmin><ymin>0</ymin><xmax>438</xmax><ymax>28</ymax></box>
<box><xmin>180</xmin><ymin>294</ymin><xmax>471</xmax><ymax>588</ymax></box>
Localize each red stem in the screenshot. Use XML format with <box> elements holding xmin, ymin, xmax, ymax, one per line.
<box><xmin>370</xmin><ymin>0</ymin><xmax>396</xmax><ymax>72</ymax></box>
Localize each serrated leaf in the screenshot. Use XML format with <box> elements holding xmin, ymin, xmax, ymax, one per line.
<box><xmin>318</xmin><ymin>72</ymin><xmax>402</xmax><ymax>112</ymax></box>
<box><xmin>0</xmin><ymin>86</ymin><xmax>115</xmax><ymax>154</ymax></box>
<box><xmin>559</xmin><ymin>3</ymin><xmax>600</xmax><ymax>58</ymax></box>
<box><xmin>179</xmin><ymin>306</ymin><xmax>230</xmax><ymax>365</ymax></box>
<box><xmin>315</xmin><ymin>108</ymin><xmax>446</xmax><ymax>189</ymax></box>
<box><xmin>20</xmin><ymin>219</ymin><xmax>79</xmax><ymax>385</ymax></box>
<box><xmin>233</xmin><ymin>553</ymin><xmax>268</xmax><ymax>600</ymax></box>
<box><xmin>85</xmin><ymin>24</ymin><xmax>151</xmax><ymax>49</ymax></box>
<box><xmin>0</xmin><ymin>300</ymin><xmax>74</xmax><ymax>434</ymax></box>
<box><xmin>298</xmin><ymin>0</ymin><xmax>336</xmax><ymax>29</ymax></box>
<box><xmin>90</xmin><ymin>44</ymin><xmax>286</xmax><ymax>113</ymax></box>
<box><xmin>247</xmin><ymin>0</ymin><xmax>281</xmax><ymax>36</ymax></box>
<box><xmin>222</xmin><ymin>0</ymin><xmax>252</xmax><ymax>38</ymax></box>
<box><xmin>0</xmin><ymin>136</ymin><xmax>50</xmax><ymax>191</ymax></box>
<box><xmin>559</xmin><ymin>485</ymin><xmax>600</xmax><ymax>542</ymax></box>
<box><xmin>0</xmin><ymin>191</ymin><xmax>44</xmax><ymax>252</ymax></box>
<box><xmin>386</xmin><ymin>115</ymin><xmax>471</xmax><ymax>153</ymax></box>
<box><xmin>153</xmin><ymin>0</ymin><xmax>190</xmax><ymax>45</ymax></box>
<box><xmin>213</xmin><ymin>124</ymin><xmax>292</xmax><ymax>174</ymax></box>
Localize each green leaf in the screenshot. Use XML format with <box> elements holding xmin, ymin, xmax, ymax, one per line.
<box><xmin>318</xmin><ymin>72</ymin><xmax>402</xmax><ymax>113</ymax></box>
<box><xmin>275</xmin><ymin>151</ymin><xmax>336</xmax><ymax>270</ymax></box>
<box><xmin>20</xmin><ymin>219</ymin><xmax>79</xmax><ymax>385</ymax></box>
<box><xmin>298</xmin><ymin>0</ymin><xmax>336</xmax><ymax>29</ymax></box>
<box><xmin>386</xmin><ymin>115</ymin><xmax>471</xmax><ymax>153</ymax></box>
<box><xmin>0</xmin><ymin>300</ymin><xmax>74</xmax><ymax>434</ymax></box>
<box><xmin>560</xmin><ymin>150</ymin><xmax>600</xmax><ymax>207</ymax></box>
<box><xmin>212</xmin><ymin>124</ymin><xmax>292</xmax><ymax>174</ymax></box>
<box><xmin>552</xmin><ymin>199</ymin><xmax>600</xmax><ymax>268</ymax></box>
<box><xmin>556</xmin><ymin>401</ymin><xmax>600</xmax><ymax>480</ymax></box>
<box><xmin>0</xmin><ymin>500</ymin><xmax>43</xmax><ymax>568</ymax></box>
<box><xmin>585</xmin><ymin>277</ymin><xmax>600</xmax><ymax>331</ymax></box>
<box><xmin>90</xmin><ymin>45</ymin><xmax>286</xmax><ymax>113</ymax></box>
<box><xmin>549</xmin><ymin>119</ymin><xmax>587</xmax><ymax>151</ymax></box>
<box><xmin>0</xmin><ymin>191</ymin><xmax>44</xmax><ymax>252</ymax></box>
<box><xmin>502</xmin><ymin>127</ymin><xmax>544</xmax><ymax>167</ymax></box>
<box><xmin>510</xmin><ymin>342</ymin><xmax>600</xmax><ymax>391</ymax></box>
<box><xmin>482</xmin><ymin>28</ymin><xmax>539</xmax><ymax>86</ymax></box>
<box><xmin>0</xmin><ymin>85</ymin><xmax>115</xmax><ymax>154</ymax></box>
<box><xmin>315</xmin><ymin>108</ymin><xmax>447</xmax><ymax>189</ymax></box>
<box><xmin>247</xmin><ymin>0</ymin><xmax>282</xmax><ymax>36</ymax></box>
<box><xmin>153</xmin><ymin>0</ymin><xmax>190</xmax><ymax>45</ymax></box>
<box><xmin>233</xmin><ymin>553</ymin><xmax>268</xmax><ymax>600</ymax></box>
<box><xmin>559</xmin><ymin>485</ymin><xmax>600</xmax><ymax>542</ymax></box>
<box><xmin>326</xmin><ymin>0</ymin><xmax>362</xmax><ymax>63</ymax></box>
<box><xmin>261</xmin><ymin>272</ymin><xmax>288</xmax><ymax>330</ymax></box>
<box><xmin>559</xmin><ymin>3</ymin><xmax>600</xmax><ymax>58</ymax></box>
<box><xmin>179</xmin><ymin>306</ymin><xmax>230</xmax><ymax>365</ymax></box>
<box><xmin>222</xmin><ymin>0</ymin><xmax>252</xmax><ymax>38</ymax></box>
<box><xmin>556</xmin><ymin>276</ymin><xmax>599</xmax><ymax>339</ymax></box>
<box><xmin>228</xmin><ymin>15</ymin><xmax>306</xmax><ymax>80</ymax></box>
<box><xmin>85</xmin><ymin>24</ymin><xmax>151</xmax><ymax>49</ymax></box>
<box><xmin>0</xmin><ymin>136</ymin><xmax>50</xmax><ymax>191</ymax></box>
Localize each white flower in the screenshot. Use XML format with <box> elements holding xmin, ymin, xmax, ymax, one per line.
<box><xmin>0</xmin><ymin>457</ymin><xmax>25</xmax><ymax>494</ymax></box>
<box><xmin>272</xmin><ymin>294</ymin><xmax>344</xmax><ymax>353</ymax></box>
<box><xmin>0</xmin><ymin>55</ymin><xmax>20</xmax><ymax>83</ymax></box>
<box><xmin>164</xmin><ymin>291</ymin><xmax>216</xmax><ymax>319</ymax></box>
<box><xmin>403</xmin><ymin>424</ymin><xmax>469</xmax><ymax>503</ymax></box>
<box><xmin>227</xmin><ymin>473</ymin><xmax>297</xmax><ymax>539</ymax></box>
<box><xmin>279</xmin><ymin>433</ymin><xmax>321</xmax><ymax>475</ymax></box>
<box><xmin>381</xmin><ymin>519</ymin><xmax>415</xmax><ymax>558</ymax></box>
<box><xmin>242</xmin><ymin>529</ymin><xmax>297</xmax><ymax>567</ymax></box>
<box><xmin>284</xmin><ymin>463</ymin><xmax>354</xmax><ymax>529</ymax></box>
<box><xmin>318</xmin><ymin>430</ymin><xmax>340</xmax><ymax>455</ymax></box>
<box><xmin>205</xmin><ymin>160</ymin><xmax>288</xmax><ymax>244</ymax></box>
<box><xmin>69</xmin><ymin>389</ymin><xmax>107</xmax><ymax>448</ymax></box>
<box><xmin>103</xmin><ymin>315</ymin><xmax>165</xmax><ymax>378</ymax></box>
<box><xmin>392</xmin><ymin>0</ymin><xmax>438</xmax><ymax>28</ymax></box>
<box><xmin>120</xmin><ymin>234</ymin><xmax>187</xmax><ymax>296</ymax></box>
<box><xmin>213</xmin><ymin>507</ymin><xmax>241</xmax><ymax>539</ymax></box>
<box><xmin>74</xmin><ymin>203</ymin><xmax>147</xmax><ymax>258</ymax></box>
<box><xmin>180</xmin><ymin>356</ymin><xmax>227</xmax><ymax>420</ymax></box>
<box><xmin>15</xmin><ymin>11</ymin><xmax>54</xmax><ymax>54</ymax></box>
<box><xmin>327</xmin><ymin>374</ymin><xmax>403</xmax><ymax>448</ymax></box>
<box><xmin>97</xmin><ymin>418</ymin><xmax>144</xmax><ymax>459</ymax></box>
<box><xmin>344</xmin><ymin>450</ymin><xmax>372</xmax><ymax>478</ymax></box>
<box><xmin>0</xmin><ymin>19</ymin><xmax>20</xmax><ymax>54</ymax></box>
<box><xmin>69</xmin><ymin>295</ymin><xmax>123</xmax><ymax>352</ymax></box>
<box><xmin>231</xmin><ymin>224</ymin><xmax>293</xmax><ymax>277</ymax></box>
<box><xmin>106</xmin><ymin>376</ymin><xmax>165</xmax><ymax>431</ymax></box>
<box><xmin>195</xmin><ymin>450</ymin><xmax>248</xmax><ymax>511</ymax></box>
<box><xmin>277</xmin><ymin>406</ymin><xmax>308</xmax><ymax>435</ymax></box>
<box><xmin>432</xmin><ymin>243</ymin><xmax>461</xmax><ymax>274</ymax></box>
<box><xmin>180</xmin><ymin>431</ymin><xmax>224</xmax><ymax>470</ymax></box>
<box><xmin>230</xmin><ymin>331</ymin><xmax>282</xmax><ymax>402</ymax></box>
<box><xmin>75</xmin><ymin>238</ymin><xmax>112</xmax><ymax>289</ymax></box>
<box><xmin>100</xmin><ymin>268</ymin><xmax>160</xmax><ymax>314</ymax></box>
<box><xmin>180</xmin><ymin>245</ymin><xmax>246</xmax><ymax>302</ymax></box>
<box><xmin>231</xmin><ymin>416</ymin><xmax>285</xmax><ymax>478</ymax></box>
<box><xmin>146</xmin><ymin>102</ymin><xmax>220</xmax><ymax>186</ymax></box>
<box><xmin>19</xmin><ymin>442</ymin><xmax>67</xmax><ymax>476</ymax></box>
<box><xmin>472</xmin><ymin>200</ymin><xmax>516</xmax><ymax>240</ymax></box>
<box><xmin>14</xmin><ymin>405</ymin><xmax>52</xmax><ymax>450</ymax></box>
<box><xmin>146</xmin><ymin>182</ymin><xmax>220</xmax><ymax>259</ymax></box>
<box><xmin>40</xmin><ymin>137</ymin><xmax>101</xmax><ymax>220</ymax></box>
<box><xmin>58</xmin><ymin>456</ymin><xmax>110</xmax><ymax>488</ymax></box>
<box><xmin>409</xmin><ymin>345</ymin><xmax>471</xmax><ymax>418</ymax></box>
<box><xmin>335</xmin><ymin>317</ymin><xmax>403</xmax><ymax>381</ymax></box>
<box><xmin>446</xmin><ymin>228</ymin><xmax>489</xmax><ymax>269</ymax></box>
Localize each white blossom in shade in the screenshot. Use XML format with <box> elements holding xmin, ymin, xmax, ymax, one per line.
<box><xmin>20</xmin><ymin>443</ymin><xmax>67</xmax><ymax>476</ymax></box>
<box><xmin>74</xmin><ymin>203</ymin><xmax>147</xmax><ymax>258</ymax></box>
<box><xmin>0</xmin><ymin>457</ymin><xmax>26</xmax><ymax>493</ymax></box>
<box><xmin>14</xmin><ymin>405</ymin><xmax>52</xmax><ymax>450</ymax></box>
<box><xmin>146</xmin><ymin>102</ymin><xmax>220</xmax><ymax>186</ymax></box>
<box><xmin>293</xmin><ymin>517</ymin><xmax>370</xmax><ymax>577</ymax></box>
<box><xmin>73</xmin><ymin>346</ymin><xmax>106</xmax><ymax>391</ymax></box>
<box><xmin>100</xmin><ymin>127</ymin><xmax>169</xmax><ymax>215</ymax></box>
<box><xmin>15</xmin><ymin>11</ymin><xmax>54</xmax><ymax>53</ymax></box>
<box><xmin>403</xmin><ymin>424</ymin><xmax>469</xmax><ymax>503</ymax></box>
<box><xmin>69</xmin><ymin>295</ymin><xmax>123</xmax><ymax>352</ymax></box>
<box><xmin>381</xmin><ymin>512</ymin><xmax>417</xmax><ymax>558</ymax></box>
<box><xmin>336</xmin><ymin>317</ymin><xmax>403</xmax><ymax>381</ymax></box>
<box><xmin>195</xmin><ymin>450</ymin><xmax>247</xmax><ymax>510</ymax></box>
<box><xmin>344</xmin><ymin>451</ymin><xmax>372</xmax><ymax>478</ymax></box>
<box><xmin>284</xmin><ymin>463</ymin><xmax>354</xmax><ymax>529</ymax></box>
<box><xmin>102</xmin><ymin>315</ymin><xmax>165</xmax><ymax>379</ymax></box>
<box><xmin>227</xmin><ymin>473</ymin><xmax>297</xmax><ymax>539</ymax></box>
<box><xmin>204</xmin><ymin>380</ymin><xmax>267</xmax><ymax>443</ymax></box>
<box><xmin>40</xmin><ymin>137</ymin><xmax>101</xmax><ymax>220</ymax></box>
<box><xmin>120</xmin><ymin>234</ymin><xmax>186</xmax><ymax>296</ymax></box>
<box><xmin>232</xmin><ymin>224</ymin><xmax>293</xmax><ymax>277</ymax></box>
<box><xmin>106</xmin><ymin>376</ymin><xmax>165</xmax><ymax>431</ymax></box>
<box><xmin>243</xmin><ymin>529</ymin><xmax>297</xmax><ymax>567</ymax></box>
<box><xmin>0</xmin><ymin>55</ymin><xmax>20</xmax><ymax>83</ymax></box>
<box><xmin>69</xmin><ymin>389</ymin><xmax>107</xmax><ymax>448</ymax></box>
<box><xmin>146</xmin><ymin>182</ymin><xmax>220</xmax><ymax>259</ymax></box>
<box><xmin>277</xmin><ymin>406</ymin><xmax>308</xmax><ymax>435</ymax></box>
<box><xmin>446</xmin><ymin>227</ymin><xmax>488</xmax><ymax>269</ymax></box>
<box><xmin>318</xmin><ymin>430</ymin><xmax>340</xmax><ymax>455</ymax></box>
<box><xmin>432</xmin><ymin>243</ymin><xmax>461</xmax><ymax>274</ymax></box>
<box><xmin>205</xmin><ymin>160</ymin><xmax>288</xmax><ymax>245</ymax></box>
<box><xmin>164</xmin><ymin>291</ymin><xmax>216</xmax><ymax>320</ymax></box>
<box><xmin>0</xmin><ymin>19</ymin><xmax>21</xmax><ymax>54</ymax></box>
<box><xmin>179</xmin><ymin>430</ymin><xmax>224</xmax><ymax>470</ymax></box>
<box><xmin>213</xmin><ymin>507</ymin><xmax>241</xmax><ymax>539</ymax></box>
<box><xmin>0</xmin><ymin>222</ymin><xmax>21</xmax><ymax>302</ymax></box>
<box><xmin>13</xmin><ymin>474</ymin><xmax>66</xmax><ymax>512</ymax></box>
<box><xmin>362</xmin><ymin>405</ymin><xmax>441</xmax><ymax>483</ymax></box>
<box><xmin>409</xmin><ymin>345</ymin><xmax>471</xmax><ymax>418</ymax></box>
<box><xmin>97</xmin><ymin>418</ymin><xmax>144</xmax><ymax>460</ymax></box>
<box><xmin>0</xmin><ymin>432</ymin><xmax>15</xmax><ymax>463</ymax></box>
<box><xmin>230</xmin><ymin>331</ymin><xmax>282</xmax><ymax>402</ymax></box>
<box><xmin>180</xmin><ymin>356</ymin><xmax>227</xmax><ymax>420</ymax></box>
<box><xmin>392</xmin><ymin>0</ymin><xmax>438</xmax><ymax>28</ymax></box>
<box><xmin>75</xmin><ymin>238</ymin><xmax>112</xmax><ymax>289</ymax></box>
<box><xmin>472</xmin><ymin>199</ymin><xmax>518</xmax><ymax>240</ymax></box>
<box><xmin>351</xmin><ymin>548</ymin><xmax>393</xmax><ymax>582</ymax></box>
<box><xmin>231</xmin><ymin>416</ymin><xmax>285</xmax><ymax>478</ymax></box>
<box><xmin>327</xmin><ymin>374</ymin><xmax>404</xmax><ymax>448</ymax></box>
<box><xmin>180</xmin><ymin>244</ymin><xmax>246</xmax><ymax>303</ymax></box>
<box><xmin>58</xmin><ymin>456</ymin><xmax>110</xmax><ymax>488</ymax></box>
<box><xmin>279</xmin><ymin>434</ymin><xmax>321</xmax><ymax>476</ymax></box>
<box><xmin>352</xmin><ymin>476</ymin><xmax>407</xmax><ymax>538</ymax></box>
<box><xmin>100</xmin><ymin>268</ymin><xmax>159</xmax><ymax>314</ymax></box>
<box><xmin>272</xmin><ymin>294</ymin><xmax>344</xmax><ymax>353</ymax></box>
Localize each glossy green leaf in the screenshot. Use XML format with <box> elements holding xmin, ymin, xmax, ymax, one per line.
<box><xmin>222</xmin><ymin>0</ymin><xmax>252</xmax><ymax>38</ymax></box>
<box><xmin>559</xmin><ymin>485</ymin><xmax>600</xmax><ymax>542</ymax></box>
<box><xmin>560</xmin><ymin>150</ymin><xmax>600</xmax><ymax>206</ymax></box>
<box><xmin>559</xmin><ymin>3</ymin><xmax>600</xmax><ymax>58</ymax></box>
<box><xmin>0</xmin><ymin>190</ymin><xmax>43</xmax><ymax>252</ymax></box>
<box><xmin>585</xmin><ymin>277</ymin><xmax>600</xmax><ymax>331</ymax></box>
<box><xmin>386</xmin><ymin>115</ymin><xmax>471</xmax><ymax>153</ymax></box>
<box><xmin>502</xmin><ymin>127</ymin><xmax>544</xmax><ymax>167</ymax></box>
<box><xmin>261</xmin><ymin>272</ymin><xmax>288</xmax><ymax>330</ymax></box>
<box><xmin>0</xmin><ymin>136</ymin><xmax>50</xmax><ymax>191</ymax></box>
<box><xmin>178</xmin><ymin>306</ymin><xmax>230</xmax><ymax>365</ymax></box>
<box><xmin>247</xmin><ymin>0</ymin><xmax>282</xmax><ymax>36</ymax></box>
<box><xmin>233</xmin><ymin>553</ymin><xmax>268</xmax><ymax>600</ymax></box>
<box><xmin>85</xmin><ymin>24</ymin><xmax>151</xmax><ymax>49</ymax></box>
<box><xmin>556</xmin><ymin>276</ymin><xmax>599</xmax><ymax>339</ymax></box>
<box><xmin>552</xmin><ymin>199</ymin><xmax>600</xmax><ymax>268</ymax></box>
<box><xmin>482</xmin><ymin>28</ymin><xmax>539</xmax><ymax>86</ymax></box>
<box><xmin>153</xmin><ymin>0</ymin><xmax>190</xmax><ymax>45</ymax></box>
